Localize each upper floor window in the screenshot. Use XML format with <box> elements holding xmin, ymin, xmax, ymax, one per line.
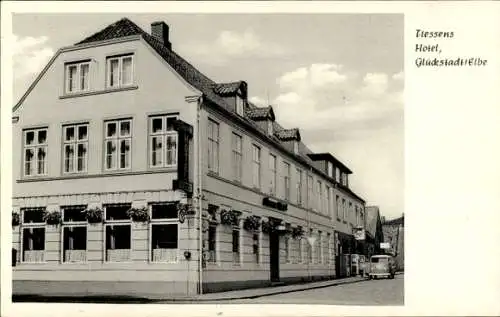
<box><xmin>296</xmin><ymin>168</ymin><xmax>303</xmax><ymax>206</ymax></box>
<box><xmin>236</xmin><ymin>95</ymin><xmax>245</xmax><ymax>116</ymax></box>
<box><xmin>336</xmin><ymin>195</ymin><xmax>341</xmax><ymax>220</ymax></box>
<box><xmin>23</xmin><ymin>128</ymin><xmax>48</xmax><ymax>177</ymax></box>
<box><xmin>231</xmin><ymin>132</ymin><xmax>243</xmax><ymax>182</ymax></box>
<box><xmin>107</xmin><ymin>54</ymin><xmax>134</xmax><ymax>88</ymax></box>
<box><xmin>335</xmin><ymin>168</ymin><xmax>341</xmax><ymax>183</ymax></box>
<box><xmin>207</xmin><ymin>119</ymin><xmax>219</xmax><ymax>174</ymax></box>
<box><xmin>65</xmin><ymin>61</ymin><xmax>90</xmax><ymax>94</ymax></box>
<box><xmin>307</xmin><ymin>175</ymin><xmax>313</xmax><ymax>209</ymax></box>
<box><xmin>283</xmin><ymin>162</ymin><xmax>291</xmax><ymax>201</ymax></box>
<box><xmin>252</xmin><ymin>145</ymin><xmax>261</xmax><ymax>189</ymax></box>
<box><xmin>269</xmin><ymin>154</ymin><xmax>277</xmax><ymax>196</ymax></box>
<box><xmin>63</xmin><ymin>123</ymin><xmax>88</xmax><ymax>174</ymax></box>
<box><xmin>293</xmin><ymin>141</ymin><xmax>299</xmax><ymax>155</ymax></box>
<box><xmin>342</xmin><ymin>198</ymin><xmax>347</xmax><ymax>220</ymax></box>
<box><xmin>104</xmin><ymin>119</ymin><xmax>132</xmax><ymax>171</ymax></box>
<box><xmin>326</xmin><ymin>185</ymin><xmax>331</xmax><ymax>217</ymax></box>
<box><xmin>317</xmin><ymin>180</ymin><xmax>322</xmax><ymax>212</ymax></box>
<box><xmin>342</xmin><ymin>174</ymin><xmax>349</xmax><ymax>187</ymax></box>
<box><xmin>149</xmin><ymin>115</ymin><xmax>178</xmax><ymax>168</ymax></box>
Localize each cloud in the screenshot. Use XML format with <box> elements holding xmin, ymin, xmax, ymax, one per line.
<box><xmin>256</xmin><ymin>65</ymin><xmax>404</xmax><ymax>135</ymax></box>
<box><xmin>12</xmin><ymin>35</ymin><xmax>54</xmax><ymax>79</ymax></box>
<box><xmin>250</xmin><ymin>66</ymin><xmax>405</xmax><ymax>218</ymax></box>
<box><xmin>178</xmin><ymin>29</ymin><xmax>286</xmax><ymax>65</ymax></box>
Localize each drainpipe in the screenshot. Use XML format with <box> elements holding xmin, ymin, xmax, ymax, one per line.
<box><xmin>196</xmin><ymin>95</ymin><xmax>204</xmax><ymax>295</ymax></box>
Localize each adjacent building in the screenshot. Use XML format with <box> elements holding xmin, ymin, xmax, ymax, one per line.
<box><xmin>364</xmin><ymin>206</ymin><xmax>385</xmax><ymax>257</ymax></box>
<box><xmin>12</xmin><ymin>18</ymin><xmax>368</xmax><ymax>296</ymax></box>
<box><xmin>382</xmin><ymin>215</ymin><xmax>404</xmax><ymax>271</ymax></box>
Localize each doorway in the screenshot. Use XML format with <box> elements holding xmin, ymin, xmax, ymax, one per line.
<box><xmin>269</xmin><ymin>231</ymin><xmax>280</xmax><ymax>282</ymax></box>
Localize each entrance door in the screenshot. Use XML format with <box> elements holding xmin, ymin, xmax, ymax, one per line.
<box><xmin>269</xmin><ymin>231</ymin><xmax>280</xmax><ymax>282</ymax></box>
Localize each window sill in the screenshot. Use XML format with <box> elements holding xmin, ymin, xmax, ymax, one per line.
<box><xmin>59</xmin><ymin>85</ymin><xmax>138</xmax><ymax>99</ymax></box>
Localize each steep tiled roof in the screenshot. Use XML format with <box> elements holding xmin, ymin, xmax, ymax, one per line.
<box><xmin>246</xmin><ymin>106</ymin><xmax>275</xmax><ymax>121</ymax></box>
<box><xmin>76</xmin><ymin>18</ymin><xmax>144</xmax><ymax>45</ymax></box>
<box><xmin>64</xmin><ymin>18</ymin><xmax>366</xmax><ymax>203</ymax></box>
<box><xmin>275</xmin><ymin>128</ymin><xmax>301</xmax><ymax>141</ymax></box>
<box><xmin>213</xmin><ymin>82</ymin><xmax>243</xmax><ymax>96</ymax></box>
<box><xmin>383</xmin><ymin>216</ymin><xmax>404</xmax><ymax>226</ymax></box>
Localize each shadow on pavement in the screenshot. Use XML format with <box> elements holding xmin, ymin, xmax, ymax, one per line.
<box><xmin>13</xmin><ymin>294</ymin><xmax>155</xmax><ymax>304</ymax></box>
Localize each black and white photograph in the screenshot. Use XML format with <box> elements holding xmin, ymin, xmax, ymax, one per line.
<box><xmin>9</xmin><ymin>13</ymin><xmax>404</xmax><ymax>305</ymax></box>
<box><xmin>2</xmin><ymin>2</ymin><xmax>500</xmax><ymax>317</ymax></box>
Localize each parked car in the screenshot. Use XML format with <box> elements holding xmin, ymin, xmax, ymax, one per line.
<box><xmin>368</xmin><ymin>254</ymin><xmax>396</xmax><ymax>279</ymax></box>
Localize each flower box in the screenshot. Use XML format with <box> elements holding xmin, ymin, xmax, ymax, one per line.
<box><xmin>220</xmin><ymin>209</ymin><xmax>240</xmax><ymax>226</ymax></box>
<box><xmin>84</xmin><ymin>207</ymin><xmax>104</xmax><ymax>224</ymax></box>
<box><xmin>127</xmin><ymin>207</ymin><xmax>150</xmax><ymax>222</ymax></box>
<box><xmin>43</xmin><ymin>210</ymin><xmax>62</xmax><ymax>226</ymax></box>
<box><xmin>12</xmin><ymin>211</ymin><xmax>20</xmax><ymax>227</ymax></box>
<box><xmin>243</xmin><ymin>215</ymin><xmax>261</xmax><ymax>231</ymax></box>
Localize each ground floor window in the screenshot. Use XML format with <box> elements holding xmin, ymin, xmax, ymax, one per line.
<box><xmin>151</xmin><ymin>224</ymin><xmax>178</xmax><ymax>262</ymax></box>
<box><xmin>298</xmin><ymin>238</ymin><xmax>304</xmax><ymax>264</ymax></box>
<box><xmin>105</xmin><ymin>204</ymin><xmax>131</xmax><ymax>262</ymax></box>
<box><xmin>62</xmin><ymin>205</ymin><xmax>87</xmax><ymax>263</ymax></box>
<box><xmin>21</xmin><ymin>208</ymin><xmax>46</xmax><ymax>263</ymax></box>
<box><xmin>150</xmin><ymin>202</ymin><xmax>179</xmax><ymax>262</ymax></box>
<box><xmin>318</xmin><ymin>231</ymin><xmax>323</xmax><ymax>264</ymax></box>
<box><xmin>284</xmin><ymin>236</ymin><xmax>291</xmax><ymax>263</ymax></box>
<box><xmin>252</xmin><ymin>232</ymin><xmax>260</xmax><ymax>264</ymax></box>
<box><xmin>207</xmin><ymin>224</ymin><xmax>217</xmax><ymax>263</ymax></box>
<box><xmin>232</xmin><ymin>227</ymin><xmax>240</xmax><ymax>264</ymax></box>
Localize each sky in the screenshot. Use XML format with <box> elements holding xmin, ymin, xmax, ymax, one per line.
<box><xmin>12</xmin><ymin>13</ymin><xmax>404</xmax><ymax>220</ymax></box>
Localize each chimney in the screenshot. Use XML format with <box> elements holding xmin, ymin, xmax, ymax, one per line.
<box><xmin>151</xmin><ymin>21</ymin><xmax>171</xmax><ymax>49</ymax></box>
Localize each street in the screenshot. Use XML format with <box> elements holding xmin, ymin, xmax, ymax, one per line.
<box><xmin>225</xmin><ymin>274</ymin><xmax>404</xmax><ymax>306</ymax></box>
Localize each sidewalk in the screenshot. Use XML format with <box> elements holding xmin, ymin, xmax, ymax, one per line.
<box><xmin>13</xmin><ymin>275</ymin><xmax>369</xmax><ymax>303</ymax></box>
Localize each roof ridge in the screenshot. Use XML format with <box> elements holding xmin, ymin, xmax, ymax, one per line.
<box><xmin>75</xmin><ymin>17</ymin><xmax>145</xmax><ymax>45</ymax></box>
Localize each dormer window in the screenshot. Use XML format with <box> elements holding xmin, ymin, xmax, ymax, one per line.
<box><xmin>293</xmin><ymin>140</ymin><xmax>299</xmax><ymax>154</ymax></box>
<box><xmin>335</xmin><ymin>168</ymin><xmax>341</xmax><ymax>183</ymax></box>
<box><xmin>327</xmin><ymin>162</ymin><xmax>333</xmax><ymax>178</ymax></box>
<box><xmin>236</xmin><ymin>95</ymin><xmax>245</xmax><ymax>116</ymax></box>
<box><xmin>267</xmin><ymin>120</ymin><xmax>273</xmax><ymax>135</ymax></box>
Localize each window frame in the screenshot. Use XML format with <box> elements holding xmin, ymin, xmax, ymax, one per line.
<box><xmin>252</xmin><ymin>230</ymin><xmax>261</xmax><ymax>264</ymax></box>
<box><xmin>207</xmin><ymin>119</ymin><xmax>220</xmax><ymax>174</ymax></box>
<box><xmin>282</xmin><ymin>162</ymin><xmax>291</xmax><ymax>201</ymax></box>
<box><xmin>148</xmin><ymin>115</ymin><xmax>179</xmax><ymax>169</ymax></box>
<box><xmin>103</xmin><ymin>204</ymin><xmax>132</xmax><ymax>263</ymax></box>
<box><xmin>65</xmin><ymin>61</ymin><xmax>91</xmax><ymax>94</ymax></box>
<box><xmin>61</xmin><ymin>205</ymin><xmax>88</xmax><ymax>264</ymax></box>
<box><xmin>317</xmin><ymin>180</ymin><xmax>322</xmax><ymax>213</ymax></box>
<box><xmin>207</xmin><ymin>222</ymin><xmax>218</xmax><ymax>264</ymax></box>
<box><xmin>23</xmin><ymin>128</ymin><xmax>48</xmax><ymax>177</ymax></box>
<box><xmin>20</xmin><ymin>207</ymin><xmax>47</xmax><ymax>263</ymax></box>
<box><xmin>269</xmin><ymin>154</ymin><xmax>277</xmax><ymax>196</ymax></box>
<box><xmin>104</xmin><ymin>119</ymin><xmax>132</xmax><ymax>171</ymax></box>
<box><xmin>307</xmin><ymin>175</ymin><xmax>313</xmax><ymax>209</ymax></box>
<box><xmin>149</xmin><ymin>203</ymin><xmax>179</xmax><ymax>263</ymax></box>
<box><xmin>62</xmin><ymin>123</ymin><xmax>89</xmax><ymax>174</ymax></box>
<box><xmin>232</xmin><ymin>223</ymin><xmax>242</xmax><ymax>266</ymax></box>
<box><xmin>235</xmin><ymin>95</ymin><xmax>245</xmax><ymax>116</ymax></box>
<box><xmin>106</xmin><ymin>54</ymin><xmax>134</xmax><ymax>89</ymax></box>
<box><xmin>252</xmin><ymin>144</ymin><xmax>261</xmax><ymax>189</ymax></box>
<box><xmin>296</xmin><ymin>168</ymin><xmax>303</xmax><ymax>206</ymax></box>
<box><xmin>231</xmin><ymin>132</ymin><xmax>243</xmax><ymax>182</ymax></box>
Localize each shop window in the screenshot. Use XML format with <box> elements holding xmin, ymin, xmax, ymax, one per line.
<box><xmin>232</xmin><ymin>227</ymin><xmax>240</xmax><ymax>265</ymax></box>
<box><xmin>208</xmin><ymin>224</ymin><xmax>217</xmax><ymax>263</ymax></box>
<box><xmin>104</xmin><ymin>204</ymin><xmax>131</xmax><ymax>262</ymax></box>
<box><xmin>150</xmin><ymin>203</ymin><xmax>179</xmax><ymax>262</ymax></box>
<box><xmin>62</xmin><ymin>205</ymin><xmax>87</xmax><ymax>263</ymax></box>
<box><xmin>21</xmin><ymin>208</ymin><xmax>46</xmax><ymax>263</ymax></box>
<box><xmin>252</xmin><ymin>232</ymin><xmax>260</xmax><ymax>264</ymax></box>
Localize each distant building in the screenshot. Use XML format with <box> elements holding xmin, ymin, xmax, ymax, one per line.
<box><xmin>382</xmin><ymin>215</ymin><xmax>404</xmax><ymax>271</ymax></box>
<box><xmin>364</xmin><ymin>206</ymin><xmax>384</xmax><ymax>257</ymax></box>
